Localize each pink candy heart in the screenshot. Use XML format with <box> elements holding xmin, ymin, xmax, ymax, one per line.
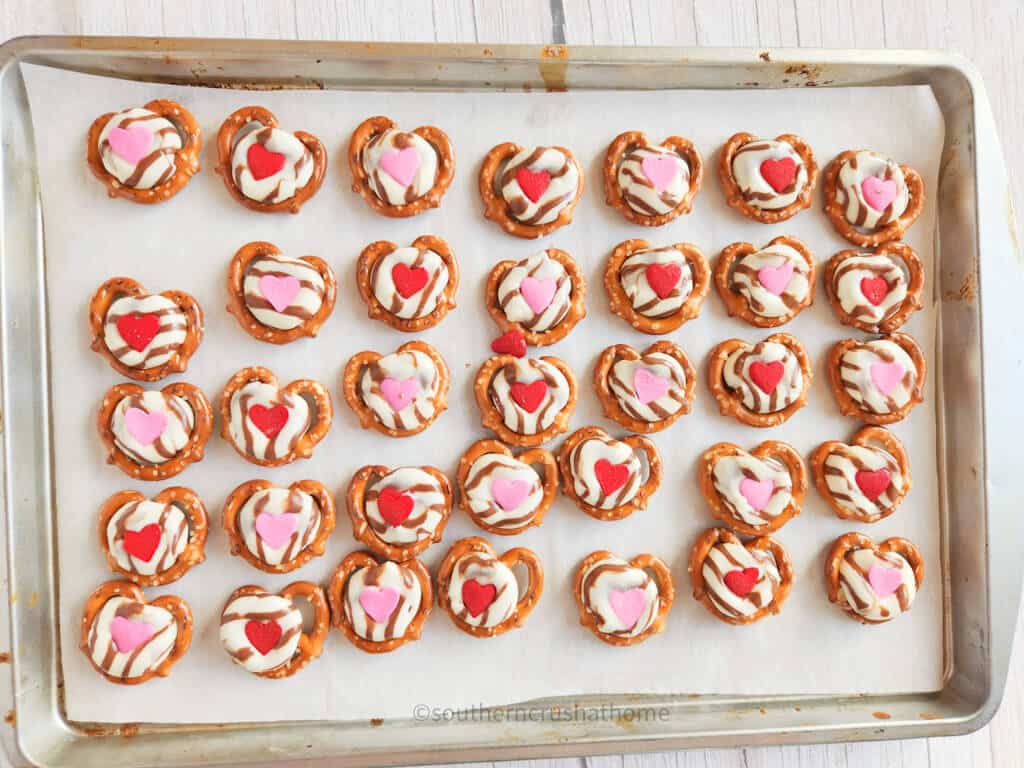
<box><xmin>868</xmin><ymin>564</ymin><xmax>903</xmax><ymax>598</ymax></box>
<box><xmin>359</xmin><ymin>586</ymin><xmax>400</xmax><ymax>623</ymax></box>
<box><xmin>739</xmin><ymin>478</ymin><xmax>775</xmax><ymax>511</ymax></box>
<box><xmin>259</xmin><ymin>275</ymin><xmax>301</xmax><ymax>313</ymax></box>
<box><xmin>124</xmin><ymin>407</ymin><xmax>167</xmax><ymax>446</ymax></box>
<box><xmin>870</xmin><ymin>361</ymin><xmax>905</xmax><ymax>396</ymax></box>
<box><xmin>110</xmin><ymin>615</ymin><xmax>155</xmax><ymax>653</ymax></box>
<box><xmin>632</xmin><ymin>368</ymin><xmax>669</xmax><ymax>405</ymax></box>
<box><xmin>608</xmin><ymin>587</ymin><xmax>648</xmax><ymax>629</ymax></box>
<box><xmin>254</xmin><ymin>512</ymin><xmax>298</xmax><ymax>549</ymax></box>
<box><xmin>379</xmin><ymin>147</ymin><xmax>421</xmax><ymax>187</ymax></box>
<box><xmin>861</xmin><ymin>176</ymin><xmax>898</xmax><ymax>212</ymax></box>
<box><xmin>640</xmin><ymin>155</ymin><xmax>679</xmax><ymax>192</ymax></box>
<box><xmin>107</xmin><ymin>125</ymin><xmax>153</xmax><ymax>164</ymax></box>
<box><xmin>519</xmin><ymin>277</ymin><xmax>557</xmax><ymax>314</ymax></box>
<box><xmin>380</xmin><ymin>377</ymin><xmax>420</xmax><ymax>411</ymax></box>
<box><xmin>757</xmin><ymin>261</ymin><xmax>795</xmax><ymax>296</ymax></box>
<box><xmin>491</xmin><ymin>478</ymin><xmax>530</xmax><ymax>511</ymax></box>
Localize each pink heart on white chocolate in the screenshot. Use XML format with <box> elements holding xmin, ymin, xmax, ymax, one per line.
<box><xmin>870</xmin><ymin>361</ymin><xmax>905</xmax><ymax>396</ymax></box>
<box><xmin>359</xmin><ymin>586</ymin><xmax>400</xmax><ymax>623</ymax></box>
<box><xmin>608</xmin><ymin>587</ymin><xmax>647</xmax><ymax>629</ymax></box>
<box><xmin>379</xmin><ymin>147</ymin><xmax>421</xmax><ymax>187</ymax></box>
<box><xmin>739</xmin><ymin>477</ymin><xmax>775</xmax><ymax>511</ymax></box>
<box><xmin>491</xmin><ymin>477</ymin><xmax>530</xmax><ymax>511</ymax></box>
<box><xmin>519</xmin><ymin>277</ymin><xmax>557</xmax><ymax>314</ymax></box>
<box><xmin>125</xmin><ymin>407</ymin><xmax>167</xmax><ymax>446</ymax></box>
<box><xmin>640</xmin><ymin>154</ymin><xmax>679</xmax><ymax>193</ymax></box>
<box><xmin>110</xmin><ymin>615</ymin><xmax>155</xmax><ymax>653</ymax></box>
<box><xmin>756</xmin><ymin>261</ymin><xmax>794</xmax><ymax>296</ymax></box>
<box><xmin>107</xmin><ymin>125</ymin><xmax>153</xmax><ymax>164</ymax></box>
<box><xmin>380</xmin><ymin>377</ymin><xmax>420</xmax><ymax>411</ymax></box>
<box><xmin>632</xmin><ymin>368</ymin><xmax>669</xmax><ymax>405</ymax></box>
<box><xmin>868</xmin><ymin>564</ymin><xmax>903</xmax><ymax>598</ymax></box>
<box><xmin>259</xmin><ymin>275</ymin><xmax>301</xmax><ymax>313</ymax></box>
<box><xmin>861</xmin><ymin>177</ymin><xmax>898</xmax><ymax>212</ymax></box>
<box><xmin>254</xmin><ymin>511</ymin><xmax>298</xmax><ymax>549</ymax></box>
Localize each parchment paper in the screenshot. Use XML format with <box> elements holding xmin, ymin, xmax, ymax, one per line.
<box><xmin>22</xmin><ymin>63</ymin><xmax>945</xmax><ymax>724</ymax></box>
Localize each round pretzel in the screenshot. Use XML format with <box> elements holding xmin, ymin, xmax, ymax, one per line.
<box><xmin>713</xmin><ymin>236</ymin><xmax>816</xmax><ymax>328</ymax></box>
<box><xmin>718</xmin><ymin>132</ymin><xmax>818</xmax><ymax>223</ymax></box>
<box><xmin>822</xmin><ymin>243</ymin><xmax>924</xmax><ymax>333</ymax></box>
<box><xmin>826</xmin><ymin>332</ymin><xmax>926</xmax><ymax>425</ymax></box>
<box><xmin>825</xmin><ymin>532</ymin><xmax>924</xmax><ymax>625</ymax></box>
<box><xmin>603</xmin><ymin>131</ymin><xmax>703</xmax><ymax>226</ymax></box>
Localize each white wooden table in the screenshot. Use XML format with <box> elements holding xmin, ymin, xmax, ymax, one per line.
<box><xmin>1</xmin><ymin>1</ymin><xmax>1021</xmax><ymax>766</ymax></box>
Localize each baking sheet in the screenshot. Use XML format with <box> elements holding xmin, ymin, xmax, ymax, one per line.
<box><xmin>22</xmin><ymin>63</ymin><xmax>945</xmax><ymax>724</ymax></box>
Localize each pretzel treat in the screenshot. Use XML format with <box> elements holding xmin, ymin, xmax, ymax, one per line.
<box><xmin>222</xmin><ymin>479</ymin><xmax>336</xmax><ymax>573</ymax></box>
<box><xmin>225</xmin><ymin>241</ymin><xmax>337</xmax><ymax>344</ymax></box>
<box><xmin>823</xmin><ymin>243</ymin><xmax>924</xmax><ymax>333</ymax></box>
<box><xmin>603</xmin><ymin>130</ymin><xmax>703</xmax><ymax>226</ymax></box>
<box><xmin>356</xmin><ymin>235</ymin><xmax>458</xmax><ymax>332</ymax></box>
<box><xmin>98</xmin><ymin>487</ymin><xmax>207</xmax><ymax>586</ymax></box>
<box><xmin>436</xmin><ymin>537</ymin><xmax>544</xmax><ymax>638</ymax></box>
<box><xmin>342</xmin><ymin>340</ymin><xmax>450</xmax><ymax>438</ymax></box>
<box><xmin>707</xmin><ymin>333</ymin><xmax>811</xmax><ymax>427</ymax></box>
<box><xmin>80</xmin><ymin>580</ymin><xmax>192</xmax><ymax>685</ymax></box>
<box><xmin>327</xmin><ymin>552</ymin><xmax>433</xmax><ymax>653</ymax></box>
<box><xmin>593</xmin><ymin>341</ymin><xmax>696</xmax><ymax>434</ymax></box>
<box><xmin>698</xmin><ymin>441</ymin><xmax>807</xmax><ymax>536</ymax></box>
<box><xmin>558</xmin><ymin>426</ymin><xmax>662</xmax><ymax>521</ymax></box>
<box><xmin>348</xmin><ymin>115</ymin><xmax>455</xmax><ymax>217</ymax></box>
<box><xmin>827</xmin><ymin>333</ymin><xmax>926</xmax><ymax>424</ymax></box>
<box><xmin>574</xmin><ymin>551</ymin><xmax>674</xmax><ymax>646</ymax></box>
<box><xmin>811</xmin><ymin>426</ymin><xmax>911</xmax><ymax>524</ymax></box>
<box><xmin>97</xmin><ymin>381</ymin><xmax>212</xmax><ymax>481</ymax></box>
<box><xmin>478</xmin><ymin>142</ymin><xmax>584</xmax><ymax>238</ymax></box>
<box><xmin>825</xmin><ymin>532</ymin><xmax>924</xmax><ymax>624</ymax></box>
<box><xmin>604</xmin><ymin>239</ymin><xmax>710</xmax><ymax>334</ymax></box>
<box><xmin>823</xmin><ymin>149</ymin><xmax>924</xmax><ymax>246</ymax></box>
<box><xmin>219</xmin><ymin>367</ymin><xmax>332</xmax><ymax>466</ymax></box>
<box><xmin>718</xmin><ymin>132</ymin><xmax>817</xmax><ymax>223</ymax></box>
<box><xmin>713</xmin><ymin>236</ymin><xmax>815</xmax><ymax>327</ymax></box>
<box><xmin>89</xmin><ymin>277</ymin><xmax>203</xmax><ymax>381</ymax></box>
<box><xmin>86</xmin><ymin>99</ymin><xmax>201</xmax><ymax>204</ymax></box>
<box><xmin>484</xmin><ymin>248</ymin><xmax>586</xmax><ymax>346</ymax></box>
<box><xmin>347</xmin><ymin>464</ymin><xmax>452</xmax><ymax>561</ymax></box>
<box><xmin>215</xmin><ymin>106</ymin><xmax>327</xmax><ymax>214</ymax></box>
<box><xmin>219</xmin><ymin>582</ymin><xmax>329</xmax><ymax>678</ymax></box>
<box><xmin>688</xmin><ymin>528</ymin><xmax>793</xmax><ymax>625</ymax></box>
<box><xmin>474</xmin><ymin>354</ymin><xmax>577</xmax><ymax>447</ymax></box>
<box><xmin>456</xmin><ymin>438</ymin><xmax>558</xmax><ymax>535</ymax></box>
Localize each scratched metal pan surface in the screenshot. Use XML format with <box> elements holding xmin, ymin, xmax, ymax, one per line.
<box><xmin>0</xmin><ymin>37</ymin><xmax>1020</xmax><ymax>768</ymax></box>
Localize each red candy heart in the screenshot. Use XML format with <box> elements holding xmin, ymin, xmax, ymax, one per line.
<box><xmin>759</xmin><ymin>157</ymin><xmax>797</xmax><ymax>194</ymax></box>
<box><xmin>461</xmin><ymin>579</ymin><xmax>497</xmax><ymax>617</ymax></box>
<box><xmin>594</xmin><ymin>459</ymin><xmax>630</xmax><ymax>495</ymax></box>
<box><xmin>491</xmin><ymin>330</ymin><xmax>527</xmax><ymax>358</ymax></box>
<box><xmin>244</xmin><ymin>619</ymin><xmax>282</xmax><ymax>655</ymax></box>
<box><xmin>644</xmin><ymin>263</ymin><xmax>682</xmax><ymax>300</ymax></box>
<box><xmin>116</xmin><ymin>313</ymin><xmax>160</xmax><ymax>352</ymax></box>
<box><xmin>515</xmin><ymin>168</ymin><xmax>551</xmax><ymax>203</ymax></box>
<box><xmin>247</xmin><ymin>144</ymin><xmax>286</xmax><ymax>181</ymax></box>
<box><xmin>392</xmin><ymin>263</ymin><xmax>430</xmax><ymax>298</ymax></box>
<box><xmin>724</xmin><ymin>567</ymin><xmax>760</xmax><ymax>597</ymax></box>
<box><xmin>509</xmin><ymin>381</ymin><xmax>547</xmax><ymax>413</ymax></box>
<box><xmin>377</xmin><ymin>487</ymin><xmax>414</xmax><ymax>526</ymax></box>
<box><xmin>123</xmin><ymin>523</ymin><xmax>161</xmax><ymax>562</ymax></box>
<box><xmin>860</xmin><ymin>277</ymin><xmax>890</xmax><ymax>306</ymax></box>
<box><xmin>749</xmin><ymin>360</ymin><xmax>785</xmax><ymax>394</ymax></box>
<box><xmin>248</xmin><ymin>404</ymin><xmax>289</xmax><ymax>438</ymax></box>
<box><xmin>855</xmin><ymin>469</ymin><xmax>891</xmax><ymax>501</ymax></box>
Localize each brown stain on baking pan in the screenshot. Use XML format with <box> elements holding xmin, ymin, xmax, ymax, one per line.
<box><xmin>943</xmin><ymin>270</ymin><xmax>977</xmax><ymax>302</ymax></box>
<box><xmin>919</xmin><ymin>712</ymin><xmax>943</xmax><ymax>720</ymax></box>
<box><xmin>539</xmin><ymin>45</ymin><xmax>569</xmax><ymax>92</ymax></box>
<box><xmin>759</xmin><ymin>51</ymin><xmax>771</xmax><ymax>62</ymax></box>
<box><xmin>4</xmin><ymin>710</ymin><xmax>14</xmax><ymax>726</ymax></box>
<box><xmin>27</xmin><ymin>592</ymin><xmax>38</xmax><ymax>609</ymax></box>
<box><xmin>872</xmin><ymin>711</ymin><xmax>892</xmax><ymax>720</ymax></box>
<box><xmin>0</xmin><ymin>652</ymin><xmax>10</xmax><ymax>664</ymax></box>
<box><xmin>370</xmin><ymin>718</ymin><xmax>384</xmax><ymax>727</ymax></box>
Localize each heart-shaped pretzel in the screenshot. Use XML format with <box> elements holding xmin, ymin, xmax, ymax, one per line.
<box><xmin>811</xmin><ymin>426</ymin><xmax>911</xmax><ymax>523</ymax></box>
<box><xmin>713</xmin><ymin>236</ymin><xmax>816</xmax><ymax>328</ymax></box>
<box><xmin>342</xmin><ymin>340</ymin><xmax>450</xmax><ymax>438</ymax></box>
<box><xmin>80</xmin><ymin>580</ymin><xmax>193</xmax><ymax>685</ymax></box>
<box><xmin>707</xmin><ymin>332</ymin><xmax>812</xmax><ymax>427</ymax></box>
<box><xmin>219</xmin><ymin>582</ymin><xmax>329</xmax><ymax>678</ymax></box>
<box><xmin>484</xmin><ymin>247</ymin><xmax>586</xmax><ymax>346</ymax></box>
<box><xmin>89</xmin><ymin>277</ymin><xmax>204</xmax><ymax>382</ymax></box>
<box><xmin>718</xmin><ymin>132</ymin><xmax>818</xmax><ymax>223</ymax></box>
<box><xmin>456</xmin><ymin>438</ymin><xmax>559</xmax><ymax>535</ymax></box>
<box><xmin>86</xmin><ymin>99</ymin><xmax>201</xmax><ymax>204</ymax></box>
<box><xmin>825</xmin><ymin>532</ymin><xmax>924</xmax><ymax>624</ymax></box>
<box><xmin>222</xmin><ymin>479</ymin><xmax>336</xmax><ymax>573</ymax></box>
<box><xmin>97</xmin><ymin>381</ymin><xmax>213</xmax><ymax>481</ymax></box>
<box><xmin>688</xmin><ymin>528</ymin><xmax>794</xmax><ymax>625</ymax></box>
<box><xmin>348</xmin><ymin>115</ymin><xmax>455</xmax><ymax>218</ymax></box>
<box><xmin>356</xmin><ymin>235</ymin><xmax>459</xmax><ymax>332</ymax></box>
<box><xmin>215</xmin><ymin>106</ymin><xmax>327</xmax><ymax>214</ymax></box>
<box><xmin>327</xmin><ymin>552</ymin><xmax>433</xmax><ymax>654</ymax></box>
<box><xmin>699</xmin><ymin>441</ymin><xmax>807</xmax><ymax>535</ymax></box>
<box><xmin>225</xmin><ymin>241</ymin><xmax>338</xmax><ymax>344</ymax></box>
<box><xmin>593</xmin><ymin>341</ymin><xmax>696</xmax><ymax>433</ymax></box>
<box><xmin>574</xmin><ymin>550</ymin><xmax>674</xmax><ymax>646</ymax></box>
<box><xmin>347</xmin><ymin>464</ymin><xmax>452</xmax><ymax>561</ymax></box>
<box><xmin>605</xmin><ymin>238</ymin><xmax>710</xmax><ymax>335</ymax></box>
<box><xmin>218</xmin><ymin>366</ymin><xmax>332</xmax><ymax>466</ymax></box>
<box><xmin>603</xmin><ymin>130</ymin><xmax>704</xmax><ymax>226</ymax></box>
<box><xmin>827</xmin><ymin>332</ymin><xmax>926</xmax><ymax>424</ymax></box>
<box><xmin>558</xmin><ymin>426</ymin><xmax>662</xmax><ymax>521</ymax></box>
<box><xmin>97</xmin><ymin>487</ymin><xmax>208</xmax><ymax>586</ymax></box>
<box><xmin>436</xmin><ymin>537</ymin><xmax>544</xmax><ymax>638</ymax></box>
<box><xmin>823</xmin><ymin>243</ymin><xmax>924</xmax><ymax>333</ymax></box>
